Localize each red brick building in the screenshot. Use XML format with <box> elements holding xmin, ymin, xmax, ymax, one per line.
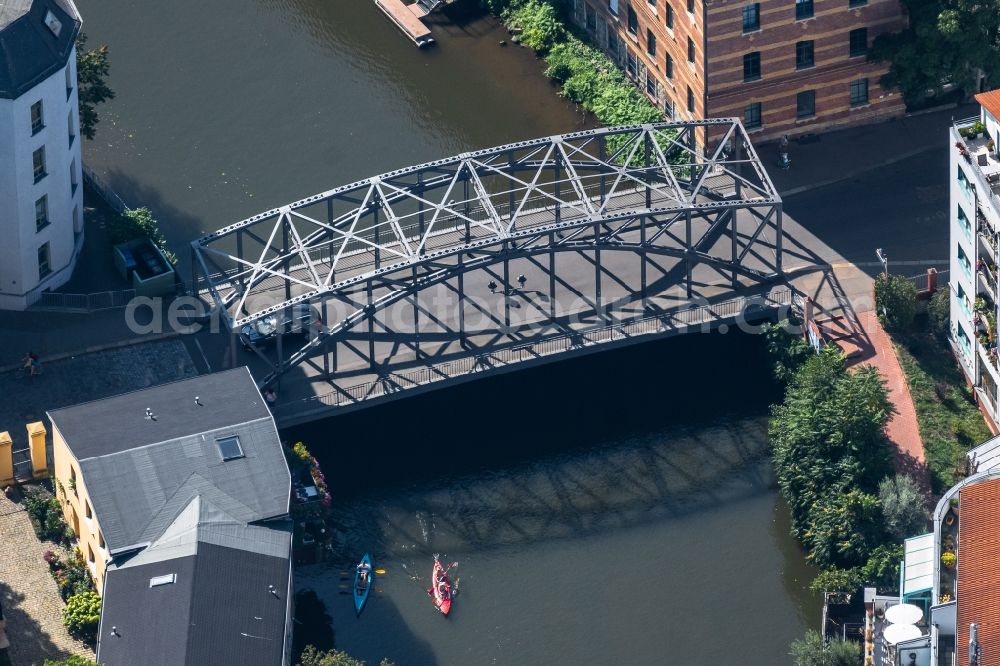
<box><xmin>571</xmin><ymin>0</ymin><xmax>906</xmax><ymax>140</ymax></box>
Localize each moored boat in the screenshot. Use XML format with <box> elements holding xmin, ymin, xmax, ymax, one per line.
<box><xmin>354</xmin><ymin>553</ymin><xmax>373</xmax><ymax>616</ymax></box>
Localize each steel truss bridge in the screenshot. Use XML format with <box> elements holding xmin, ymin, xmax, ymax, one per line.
<box><xmin>191</xmin><ymin>120</ymin><xmax>786</xmax><ymax>422</ymax></box>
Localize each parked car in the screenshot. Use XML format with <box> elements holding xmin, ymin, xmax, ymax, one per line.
<box><xmin>240</xmin><ymin>304</ymin><xmax>322</xmax><ymax>349</ymax></box>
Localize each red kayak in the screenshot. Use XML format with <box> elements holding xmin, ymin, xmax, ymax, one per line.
<box><xmin>428</xmin><ymin>556</ymin><xmax>453</xmax><ymax>616</ymax></box>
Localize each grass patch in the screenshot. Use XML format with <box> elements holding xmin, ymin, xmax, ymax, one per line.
<box><xmin>893</xmin><ymin>319</ymin><xmax>992</xmax><ymax>494</ymax></box>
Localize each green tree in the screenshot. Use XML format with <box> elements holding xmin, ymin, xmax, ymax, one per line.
<box><xmin>62</xmin><ymin>591</ymin><xmax>101</xmax><ymax>643</ymax></box>
<box><xmin>790</xmin><ymin>631</ymin><xmax>861</xmax><ymax>666</ymax></box>
<box><xmin>861</xmin><ymin>543</ymin><xmax>905</xmax><ymax>591</ymax></box>
<box><xmin>874</xmin><ymin>273</ymin><xmax>918</xmax><ymax>333</ymax></box>
<box><xmin>770</xmin><ymin>347</ymin><xmax>894</xmax><ymax>567</ymax></box>
<box><xmin>764</xmin><ymin>320</ymin><xmax>813</xmax><ymax>384</ymax></box>
<box><xmin>297</xmin><ymin>647</ymin><xmax>393</xmax><ymax>666</ymax></box>
<box><xmin>43</xmin><ymin>658</ymin><xmax>102</xmax><ymax>666</ymax></box>
<box><xmin>75</xmin><ymin>32</ymin><xmax>115</xmax><ymax>140</ymax></box>
<box><xmin>928</xmin><ymin>287</ymin><xmax>950</xmax><ymax>339</ymax></box>
<box><xmin>878</xmin><ymin>474</ymin><xmax>928</xmax><ymax>540</ymax></box>
<box><xmin>809</xmin><ymin>567</ymin><xmax>864</xmax><ymax>600</ymax></box>
<box><xmin>870</xmin><ymin>0</ymin><xmax>1000</xmax><ymax>107</ymax></box>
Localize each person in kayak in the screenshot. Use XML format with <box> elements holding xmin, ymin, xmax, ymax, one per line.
<box><xmin>357</xmin><ymin>560</ymin><xmax>372</xmax><ymax>588</ymax></box>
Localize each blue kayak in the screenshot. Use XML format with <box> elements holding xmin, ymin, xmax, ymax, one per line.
<box><xmin>354</xmin><ymin>553</ymin><xmax>373</xmax><ymax>616</ymax></box>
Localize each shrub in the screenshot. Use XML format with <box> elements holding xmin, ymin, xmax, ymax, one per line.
<box><xmin>504</xmin><ymin>0</ymin><xmax>564</xmax><ymax>53</ymax></box>
<box><xmin>809</xmin><ymin>567</ymin><xmax>864</xmax><ymax>600</ymax></box>
<box><xmin>764</xmin><ymin>320</ymin><xmax>813</xmax><ymax>383</ymax></box>
<box><xmin>106</xmin><ymin>206</ymin><xmax>177</xmax><ymax>265</ymax></box>
<box><xmin>297</xmin><ymin>646</ymin><xmax>394</xmax><ymax>666</ymax></box>
<box><xmin>22</xmin><ymin>488</ymin><xmax>68</xmax><ymax>543</ymax></box>
<box><xmin>63</xmin><ymin>591</ymin><xmax>101</xmax><ymax>643</ymax></box>
<box><xmin>860</xmin><ymin>543</ymin><xmax>904</xmax><ymax>591</ymax></box>
<box><xmin>928</xmin><ymin>287</ymin><xmax>950</xmax><ymax>338</ymax></box>
<box><xmin>790</xmin><ymin>630</ymin><xmax>860</xmax><ymax>666</ymax></box>
<box><xmin>874</xmin><ymin>273</ymin><xmax>917</xmax><ymax>333</ymax></box>
<box><xmin>43</xmin><ymin>658</ymin><xmax>102</xmax><ymax>666</ymax></box>
<box><xmin>878</xmin><ymin>474</ymin><xmax>928</xmax><ymax>540</ymax></box>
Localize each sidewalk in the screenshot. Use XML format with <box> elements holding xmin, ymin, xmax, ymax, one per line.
<box><xmin>757</xmin><ymin>103</ymin><xmax>976</xmax><ymax>197</ymax></box>
<box><xmin>837</xmin><ymin>311</ymin><xmax>932</xmax><ymax>496</ymax></box>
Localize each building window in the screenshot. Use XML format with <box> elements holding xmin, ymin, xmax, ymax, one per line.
<box><xmin>743</xmin><ymin>52</ymin><xmax>761</xmax><ymax>81</ymax></box>
<box><xmin>850</xmin><ymin>78</ymin><xmax>869</xmax><ymax>106</ymax></box>
<box><xmin>85</xmin><ymin>500</ymin><xmax>92</xmax><ymax>520</ymax></box>
<box><xmin>626</xmin><ymin>49</ymin><xmax>639</xmax><ymax>77</ymax></box>
<box><xmin>216</xmin><ymin>435</ymin><xmax>245</xmax><ymax>461</ymax></box>
<box><xmin>795</xmin><ymin>40</ymin><xmax>814</xmax><ymax>69</ymax></box>
<box><xmin>687</xmin><ymin>37</ymin><xmax>696</xmax><ymax>62</ymax></box>
<box><xmin>608</xmin><ymin>25</ymin><xmax>619</xmax><ymax>56</ymax></box>
<box><xmin>744</xmin><ymin>102</ymin><xmax>762</xmax><ymax>129</ymax></box>
<box><xmin>98</xmin><ymin>531</ymin><xmax>106</xmax><ymax>549</ymax></box>
<box><xmin>70</xmin><ymin>159</ymin><xmax>78</xmax><ymax>195</ymax></box>
<box><xmin>796</xmin><ymin>90</ymin><xmax>816</xmax><ymax>118</ymax></box>
<box><xmin>69</xmin><ymin>465</ymin><xmax>77</xmax><ymax>495</ymax></box>
<box><xmin>849</xmin><ymin>28</ymin><xmax>868</xmax><ymax>57</ymax></box>
<box><xmin>795</xmin><ymin>0</ymin><xmax>813</xmax><ymax>20</ymax></box>
<box><xmin>742</xmin><ymin>3</ymin><xmax>760</xmax><ymax>32</ymax></box>
<box><xmin>67</xmin><ymin>111</ymin><xmax>75</xmax><ymax>147</ymax></box>
<box><xmin>38</xmin><ymin>243</ymin><xmax>51</xmax><ymax>280</ymax></box>
<box><xmin>646</xmin><ymin>76</ymin><xmax>658</xmax><ymax>98</ymax></box>
<box><xmin>665</xmin><ymin>99</ymin><xmax>676</xmax><ymax>119</ymax></box>
<box><xmin>627</xmin><ymin>5</ymin><xmax>638</xmax><ymax>34</ymax></box>
<box><xmin>646</xmin><ymin>29</ymin><xmax>657</xmax><ymax>57</ymax></box>
<box><xmin>35</xmin><ymin>195</ymin><xmax>49</xmax><ymax>231</ymax></box>
<box><xmin>586</xmin><ymin>4</ymin><xmax>597</xmax><ymax>31</ymax></box>
<box><xmin>666</xmin><ymin>53</ymin><xmax>674</xmax><ymax>78</ymax></box>
<box><xmin>31</xmin><ymin>101</ymin><xmax>44</xmax><ymax>134</ymax></box>
<box><xmin>65</xmin><ymin>64</ymin><xmax>73</xmax><ymax>98</ymax></box>
<box><xmin>665</xmin><ymin>4</ymin><xmax>673</xmax><ymax>28</ymax></box>
<box><xmin>88</xmin><ymin>545</ymin><xmax>95</xmax><ymax>564</ymax></box>
<box><xmin>687</xmin><ymin>86</ymin><xmax>695</xmax><ymax>113</ymax></box>
<box><xmin>687</xmin><ymin>0</ymin><xmax>694</xmax><ymax>13</ymax></box>
<box><xmin>32</xmin><ymin>147</ymin><xmax>46</xmax><ymax>183</ymax></box>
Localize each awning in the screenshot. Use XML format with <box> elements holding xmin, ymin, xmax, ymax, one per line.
<box><xmin>902</xmin><ymin>532</ymin><xmax>934</xmax><ymax>597</ymax></box>
<box><xmin>968</xmin><ymin>434</ymin><xmax>1000</xmax><ymax>474</ymax></box>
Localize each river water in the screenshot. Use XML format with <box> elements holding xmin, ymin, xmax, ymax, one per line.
<box><xmin>77</xmin><ymin>0</ymin><xmax>817</xmax><ymax>662</ymax></box>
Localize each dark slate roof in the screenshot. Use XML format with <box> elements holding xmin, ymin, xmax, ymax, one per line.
<box><xmin>48</xmin><ymin>368</ymin><xmax>290</xmax><ymax>553</ymax></box>
<box><xmin>0</xmin><ymin>0</ymin><xmax>80</xmax><ymax>99</ymax></box>
<box><xmin>48</xmin><ymin>367</ymin><xmax>272</xmax><ymax>460</ymax></box>
<box><xmin>97</xmin><ymin>535</ymin><xmax>292</xmax><ymax>666</ymax></box>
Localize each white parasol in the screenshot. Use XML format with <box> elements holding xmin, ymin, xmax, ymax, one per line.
<box><xmin>885</xmin><ymin>603</ymin><xmax>924</xmax><ymax>625</ymax></box>
<box><xmin>883</xmin><ymin>623</ymin><xmax>923</xmax><ymax>645</ymax></box>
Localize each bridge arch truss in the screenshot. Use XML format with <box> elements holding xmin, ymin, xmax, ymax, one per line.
<box><xmin>191</xmin><ymin>120</ymin><xmax>783</xmax><ymax>387</ymax></box>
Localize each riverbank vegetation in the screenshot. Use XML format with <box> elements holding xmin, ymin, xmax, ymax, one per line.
<box><xmin>487</xmin><ymin>0</ymin><xmax>663</xmax><ymax>128</ymax></box>
<box><xmin>891</xmin><ymin>291</ymin><xmax>992</xmax><ymax>493</ymax></box>
<box><xmin>790</xmin><ymin>630</ymin><xmax>859</xmax><ymax>666</ymax></box>
<box><xmin>765</xmin><ymin>325</ymin><xmax>927</xmax><ymax>590</ymax></box>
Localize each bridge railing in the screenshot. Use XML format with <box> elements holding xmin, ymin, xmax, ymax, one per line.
<box><xmin>275</xmin><ymin>289</ymin><xmax>793</xmax><ymax>421</ymax></box>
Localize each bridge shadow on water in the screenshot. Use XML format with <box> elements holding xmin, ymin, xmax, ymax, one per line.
<box><xmin>288</xmin><ymin>328</ymin><xmax>784</xmax><ymax>556</ymax></box>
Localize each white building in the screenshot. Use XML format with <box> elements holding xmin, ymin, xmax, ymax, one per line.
<box><xmin>0</xmin><ymin>0</ymin><xmax>83</xmax><ymax>310</ymax></box>
<box><xmin>949</xmin><ymin>90</ymin><xmax>1000</xmax><ymax>430</ymax></box>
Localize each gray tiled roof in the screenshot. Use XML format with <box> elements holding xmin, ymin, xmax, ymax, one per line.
<box><xmin>97</xmin><ymin>535</ymin><xmax>291</xmax><ymax>666</ymax></box>
<box><xmin>49</xmin><ymin>367</ymin><xmax>290</xmax><ymax>553</ymax></box>
<box><xmin>48</xmin><ymin>367</ymin><xmax>273</xmax><ymax>460</ymax></box>
<box><xmin>0</xmin><ymin>0</ymin><xmax>80</xmax><ymax>98</ymax></box>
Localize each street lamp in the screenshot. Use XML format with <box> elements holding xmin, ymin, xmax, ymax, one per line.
<box><xmin>876</xmin><ymin>248</ymin><xmax>888</xmax><ymax>275</ymax></box>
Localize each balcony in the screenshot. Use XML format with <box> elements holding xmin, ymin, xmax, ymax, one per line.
<box><xmin>954</xmin><ymin>118</ymin><xmax>1000</xmax><ymax>204</ymax></box>
<box><xmin>977</xmin><ymin>258</ymin><xmax>998</xmax><ymax>292</ymax></box>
